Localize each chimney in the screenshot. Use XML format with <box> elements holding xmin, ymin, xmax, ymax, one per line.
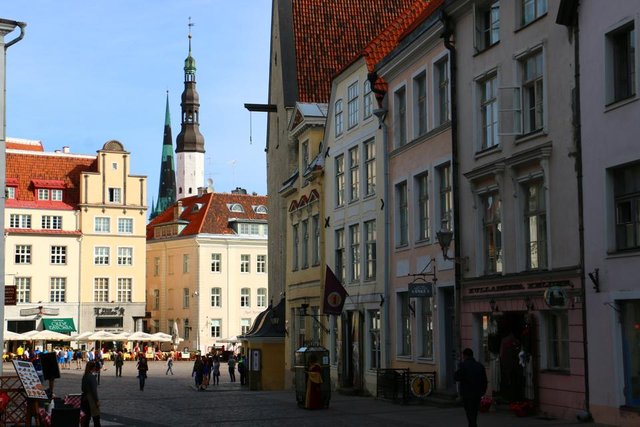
<box><xmin>62</xmin><ymin>146</ymin><xmax>70</xmax><ymax>154</ymax></box>
<box><xmin>174</xmin><ymin>201</ymin><xmax>183</xmax><ymax>220</ymax></box>
<box><xmin>231</xmin><ymin>187</ymin><xmax>247</xmax><ymax>195</ymax></box>
<box><xmin>197</xmin><ymin>186</ymin><xmax>207</xmax><ymax>196</ymax></box>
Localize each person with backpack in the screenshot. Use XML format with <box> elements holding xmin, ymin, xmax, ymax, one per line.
<box><xmin>136</xmin><ymin>353</ymin><xmax>149</xmax><ymax>391</ymax></box>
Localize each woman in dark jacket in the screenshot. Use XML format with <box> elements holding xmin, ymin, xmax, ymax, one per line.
<box><xmin>81</xmin><ymin>360</ymin><xmax>101</xmax><ymax>427</ymax></box>
<box><xmin>136</xmin><ymin>354</ymin><xmax>149</xmax><ymax>391</ymax></box>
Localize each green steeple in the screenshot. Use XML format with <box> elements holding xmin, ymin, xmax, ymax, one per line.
<box><xmin>150</xmin><ymin>91</ymin><xmax>177</xmax><ymax>220</ymax></box>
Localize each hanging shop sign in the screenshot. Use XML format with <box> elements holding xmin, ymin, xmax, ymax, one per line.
<box><xmin>19</xmin><ymin>306</ymin><xmax>59</xmax><ymax>317</ymax></box>
<box><xmin>410</xmin><ymin>373</ymin><xmax>434</xmax><ymax>398</ymax></box>
<box><xmin>408</xmin><ymin>282</ymin><xmax>433</xmax><ymax>298</ymax></box>
<box><xmin>544</xmin><ymin>286</ymin><xmax>568</xmax><ymax>308</ymax></box>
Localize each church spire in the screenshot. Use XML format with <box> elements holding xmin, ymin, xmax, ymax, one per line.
<box><xmin>176</xmin><ymin>17</ymin><xmax>205</xmax><ymax>197</ymax></box>
<box><xmin>151</xmin><ymin>91</ymin><xmax>177</xmax><ymax>219</ymax></box>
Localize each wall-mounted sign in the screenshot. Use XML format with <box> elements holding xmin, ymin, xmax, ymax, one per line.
<box><xmin>544</xmin><ymin>286</ymin><xmax>568</xmax><ymax>308</ymax></box>
<box><xmin>5</xmin><ymin>285</ymin><xmax>16</xmax><ymax>306</ymax></box>
<box><xmin>94</xmin><ymin>307</ymin><xmax>125</xmax><ymax>316</ymax></box>
<box><xmin>468</xmin><ymin>280</ymin><xmax>572</xmax><ymax>295</ymax></box>
<box><xmin>408</xmin><ymin>282</ymin><xmax>433</xmax><ymax>298</ymax></box>
<box><xmin>19</xmin><ymin>306</ymin><xmax>59</xmax><ymax>317</ymax></box>
<box><xmin>251</xmin><ymin>349</ymin><xmax>261</xmax><ymax>372</ymax></box>
<box><xmin>410</xmin><ymin>374</ymin><xmax>434</xmax><ymax>398</ymax></box>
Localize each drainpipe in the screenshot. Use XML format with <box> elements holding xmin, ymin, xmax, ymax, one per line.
<box><xmin>369</xmin><ymin>72</ymin><xmax>390</xmax><ymax>368</ymax></box>
<box><xmin>440</xmin><ymin>12</ymin><xmax>463</xmax><ymax>376</ymax></box>
<box><xmin>0</xmin><ymin>19</ymin><xmax>26</xmax><ymax>376</ymax></box>
<box><xmin>570</xmin><ymin>9</ymin><xmax>590</xmax><ymax>421</ymax></box>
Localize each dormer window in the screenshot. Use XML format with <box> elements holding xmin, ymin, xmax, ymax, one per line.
<box><xmin>38</xmin><ymin>189</ymin><xmax>50</xmax><ymax>200</ymax></box>
<box><xmin>228</xmin><ymin>203</ymin><xmax>244</xmax><ymax>213</ymax></box>
<box><xmin>32</xmin><ymin>180</ymin><xmax>65</xmax><ymax>202</ymax></box>
<box><xmin>192</xmin><ymin>203</ymin><xmax>203</xmax><ymax>213</ymax></box>
<box><xmin>252</xmin><ymin>205</ymin><xmax>268</xmax><ymax>214</ymax></box>
<box><xmin>6</xmin><ymin>187</ymin><xmax>16</xmax><ymax>199</ymax></box>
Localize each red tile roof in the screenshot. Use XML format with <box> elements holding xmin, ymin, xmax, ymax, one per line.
<box><xmin>6</xmin><ymin>138</ymin><xmax>44</xmax><ymax>151</ymax></box>
<box><xmin>5</xmin><ymin>228</ymin><xmax>82</xmax><ymax>236</ymax></box>
<box><xmin>362</xmin><ymin>0</ymin><xmax>444</xmax><ymax>96</ymax></box>
<box><xmin>147</xmin><ymin>192</ymin><xmax>269</xmax><ymax>240</ymax></box>
<box><xmin>292</xmin><ymin>0</ymin><xmax>417</xmax><ymax>103</ymax></box>
<box><xmin>6</xmin><ymin>151</ymin><xmax>97</xmax><ymax>210</ymax></box>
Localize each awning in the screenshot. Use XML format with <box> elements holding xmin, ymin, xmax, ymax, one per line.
<box><xmin>42</xmin><ymin>318</ymin><xmax>76</xmax><ymax>333</ymax></box>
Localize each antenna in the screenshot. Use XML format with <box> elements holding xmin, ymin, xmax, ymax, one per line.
<box><xmin>188</xmin><ymin>17</ymin><xmax>195</xmax><ymax>51</ymax></box>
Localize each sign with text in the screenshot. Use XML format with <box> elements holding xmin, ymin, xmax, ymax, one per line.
<box><xmin>4</xmin><ymin>285</ymin><xmax>16</xmax><ymax>305</ymax></box>
<box><xmin>408</xmin><ymin>282</ymin><xmax>433</xmax><ymax>298</ymax></box>
<box><xmin>12</xmin><ymin>360</ymin><xmax>48</xmax><ymax>400</ymax></box>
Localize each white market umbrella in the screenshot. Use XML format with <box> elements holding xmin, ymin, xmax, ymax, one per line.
<box><xmin>88</xmin><ymin>331</ymin><xmax>120</xmax><ymax>341</ymax></box>
<box><xmin>3</xmin><ymin>330</ymin><xmax>27</xmax><ymax>341</ymax></box>
<box><xmin>23</xmin><ymin>329</ymin><xmax>71</xmax><ymax>341</ymax></box>
<box><xmin>151</xmin><ymin>332</ymin><xmax>173</xmax><ymax>343</ymax></box>
<box><xmin>127</xmin><ymin>331</ymin><xmax>155</xmax><ymax>342</ymax></box>
<box><xmin>113</xmin><ymin>331</ymin><xmax>131</xmax><ymax>341</ymax></box>
<box><xmin>70</xmin><ymin>331</ymin><xmax>94</xmax><ymax>341</ymax></box>
<box><xmin>219</xmin><ymin>336</ymin><xmax>238</xmax><ymax>344</ymax></box>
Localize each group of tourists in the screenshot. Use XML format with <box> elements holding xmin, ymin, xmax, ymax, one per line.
<box><xmin>191</xmin><ymin>352</ymin><xmax>246</xmax><ymax>390</ymax></box>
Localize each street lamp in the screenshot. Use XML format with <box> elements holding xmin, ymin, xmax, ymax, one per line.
<box><xmin>0</xmin><ymin>18</ymin><xmax>26</xmax><ymax>376</ymax></box>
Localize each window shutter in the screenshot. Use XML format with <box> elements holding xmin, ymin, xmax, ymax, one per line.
<box><xmin>498</xmin><ymin>86</ymin><xmax>522</xmax><ymax>136</ymax></box>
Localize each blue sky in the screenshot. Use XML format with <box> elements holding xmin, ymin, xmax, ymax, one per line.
<box><xmin>3</xmin><ymin>0</ymin><xmax>271</xmax><ymax>204</ymax></box>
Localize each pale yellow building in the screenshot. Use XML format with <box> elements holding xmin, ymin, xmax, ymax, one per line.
<box><xmin>4</xmin><ymin>138</ymin><xmax>147</xmax><ymax>340</ymax></box>
<box><xmin>281</xmin><ymin>102</ymin><xmax>327</xmax><ymax>387</ymax></box>
<box><xmin>146</xmin><ymin>189</ymin><xmax>269</xmax><ymax>355</ymax></box>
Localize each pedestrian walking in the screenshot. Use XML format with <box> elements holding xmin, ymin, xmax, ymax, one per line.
<box><xmin>202</xmin><ymin>357</ymin><xmax>211</xmax><ymax>389</ymax></box>
<box><xmin>227</xmin><ymin>355</ymin><xmax>236</xmax><ymax>382</ymax></box>
<box><xmin>80</xmin><ymin>360</ymin><xmax>101</xmax><ymax>427</ymax></box>
<box><xmin>192</xmin><ymin>355</ymin><xmax>204</xmax><ymax>390</ymax></box>
<box><xmin>136</xmin><ymin>353</ymin><xmax>148</xmax><ymax>391</ymax></box>
<box><xmin>114</xmin><ymin>351</ymin><xmax>124</xmax><ymax>377</ymax></box>
<box><xmin>166</xmin><ymin>355</ymin><xmax>174</xmax><ymax>375</ymax></box>
<box><xmin>94</xmin><ymin>349</ymin><xmax>103</xmax><ymax>385</ymax></box>
<box><xmin>454</xmin><ymin>348</ymin><xmax>488</xmax><ymax>427</ymax></box>
<box><xmin>212</xmin><ymin>355</ymin><xmax>221</xmax><ymax>385</ymax></box>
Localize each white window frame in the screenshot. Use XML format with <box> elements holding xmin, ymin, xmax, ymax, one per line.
<box><xmin>241</xmin><ymin>318</ymin><xmax>251</xmax><ymax>335</ymax></box>
<box><xmin>364</xmin><ymin>139</ymin><xmax>376</xmax><ymax>197</ymax></box>
<box><xmin>183</xmin><ymin>288</ymin><xmax>190</xmax><ymax>308</ymax></box>
<box><xmin>211</xmin><ymin>287</ymin><xmax>222</xmax><ymax>307</ymax></box>
<box><xmin>335</xmin><ymin>154</ymin><xmax>345</xmax><ymax>207</ymax></box>
<box><xmin>50</xmin><ymin>246</ymin><xmax>67</xmax><ymax>265</ymax></box>
<box><xmin>605</xmin><ymin>20</ymin><xmax>637</xmax><ymax>105</ymax></box>
<box><xmin>15</xmin><ymin>245</ymin><xmax>31</xmax><ymax>264</ymax></box>
<box><xmin>51</xmin><ymin>189</ymin><xmax>63</xmax><ymax>201</ymax></box>
<box><xmin>117</xmin><ymin>247</ymin><xmax>133</xmax><ymax>266</ymax></box>
<box><xmin>396</xmin><ymin>181</ymin><xmax>408</xmax><ymax>247</ymax></box>
<box><xmin>335</xmin><ymin>228</ymin><xmax>345</xmax><ymax>283</ymax></box>
<box><xmin>240</xmin><ymin>288</ymin><xmax>251</xmax><ymax>308</ymax></box>
<box><xmin>49</xmin><ymin>277</ymin><xmax>66</xmax><ymax>303</ymax></box>
<box><xmin>478</xmin><ymin>72</ymin><xmax>499</xmax><ymax>150</ymax></box>
<box><xmin>210</xmin><ymin>319</ymin><xmax>221</xmax><ymax>338</ymax></box>
<box><xmin>415</xmin><ymin>172</ymin><xmax>430</xmax><ymax>242</ymax></box>
<box><xmin>433</xmin><ymin>55</ymin><xmax>450</xmax><ymax>126</ymax></box>
<box><xmin>117</xmin><ymin>218</ymin><xmax>133</xmax><ymax>234</ymax></box>
<box><xmin>94</xmin><ymin>246</ymin><xmax>110</xmax><ymax>265</ymax></box>
<box><xmin>117</xmin><ymin>278</ymin><xmax>133</xmax><ymax>303</ymax></box>
<box><xmin>240</xmin><ymin>254</ymin><xmax>250</xmax><ymax>273</ymax></box>
<box><xmin>16</xmin><ymin>277</ymin><xmax>31</xmax><ymax>303</ymax></box>
<box><xmin>94</xmin><ymin>278</ymin><xmax>109</xmax><ymax>303</ymax></box>
<box><xmin>37</xmin><ymin>188</ymin><xmax>49</xmax><ymax>200</ymax></box>
<box><xmin>474</xmin><ymin>0</ymin><xmax>500</xmax><ymax>52</ymax></box>
<box><xmin>257</xmin><ymin>288</ymin><xmax>267</xmax><ymax>308</ymax></box>
<box><xmin>393</xmin><ymin>86</ymin><xmax>407</xmax><ymax>147</ymax></box>
<box><xmin>94</xmin><ymin>217</ymin><xmax>110</xmax><ymax>233</ymax></box>
<box><xmin>349</xmin><ymin>146</ymin><xmax>360</xmax><ymax>202</ymax></box>
<box><xmin>363</xmin><ymin>79</ymin><xmax>373</xmax><ymax>119</ymax></box>
<box><xmin>334</xmin><ymin>99</ymin><xmax>344</xmax><ymax>137</ymax></box>
<box><xmin>42</xmin><ymin>215</ymin><xmax>62</xmax><ymax>230</ymax></box>
<box><xmin>413</xmin><ymin>70</ymin><xmax>428</xmax><ymax>138</ymax></box>
<box><xmin>520</xmin><ymin>0</ymin><xmax>547</xmax><ymax>27</ymax></box>
<box><xmin>211</xmin><ymin>253</ymin><xmax>221</xmax><ymax>272</ymax></box>
<box><xmin>349</xmin><ymin>223</ymin><xmax>360</xmax><ymax>282</ymax></box>
<box><xmin>347</xmin><ymin>81</ymin><xmax>359</xmax><ymax>129</ymax></box>
<box><xmin>10</xmin><ymin>214</ymin><xmax>31</xmax><ymax>229</ymax></box>
<box><xmin>108</xmin><ymin>187</ymin><xmax>121</xmax><ymax>203</ymax></box>
<box><xmin>364</xmin><ymin>219</ymin><xmax>376</xmax><ymax>280</ymax></box>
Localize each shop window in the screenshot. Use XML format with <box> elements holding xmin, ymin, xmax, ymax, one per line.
<box><xmin>621</xmin><ymin>300</ymin><xmax>640</xmax><ymax>407</ymax></box>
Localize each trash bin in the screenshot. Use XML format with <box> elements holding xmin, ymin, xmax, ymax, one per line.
<box><xmin>294</xmin><ymin>346</ymin><xmax>330</xmax><ymax>408</ymax></box>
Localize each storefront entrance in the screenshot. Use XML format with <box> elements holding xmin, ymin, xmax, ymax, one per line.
<box><xmin>339</xmin><ymin>310</ymin><xmax>363</xmax><ymax>391</ymax></box>
<box><xmin>485</xmin><ymin>311</ymin><xmax>534</xmax><ymax>403</ymax></box>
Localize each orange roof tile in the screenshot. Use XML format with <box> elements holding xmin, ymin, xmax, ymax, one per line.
<box><xmin>6</xmin><ymin>151</ymin><xmax>97</xmax><ymax>210</ymax></box>
<box><xmin>147</xmin><ymin>192</ymin><xmax>269</xmax><ymax>240</ymax></box>
<box><xmin>361</xmin><ymin>0</ymin><xmax>444</xmax><ymax>96</ymax></box>
<box><xmin>292</xmin><ymin>0</ymin><xmax>417</xmax><ymax>103</ymax></box>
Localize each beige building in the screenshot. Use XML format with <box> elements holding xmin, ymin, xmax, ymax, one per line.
<box><xmin>281</xmin><ymin>102</ymin><xmax>326</xmax><ymax>386</ymax></box>
<box><xmin>5</xmin><ymin>138</ymin><xmax>147</xmax><ymax>339</ymax></box>
<box><xmin>146</xmin><ymin>189</ymin><xmax>268</xmax><ymax>355</ymax></box>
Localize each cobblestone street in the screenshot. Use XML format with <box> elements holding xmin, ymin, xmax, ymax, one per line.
<box><xmin>37</xmin><ymin>360</ymin><xmax>610</xmax><ymax>427</ymax></box>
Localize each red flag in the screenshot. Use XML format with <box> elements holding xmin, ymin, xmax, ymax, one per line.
<box><xmin>323</xmin><ymin>266</ymin><xmax>348</xmax><ymax>315</ymax></box>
